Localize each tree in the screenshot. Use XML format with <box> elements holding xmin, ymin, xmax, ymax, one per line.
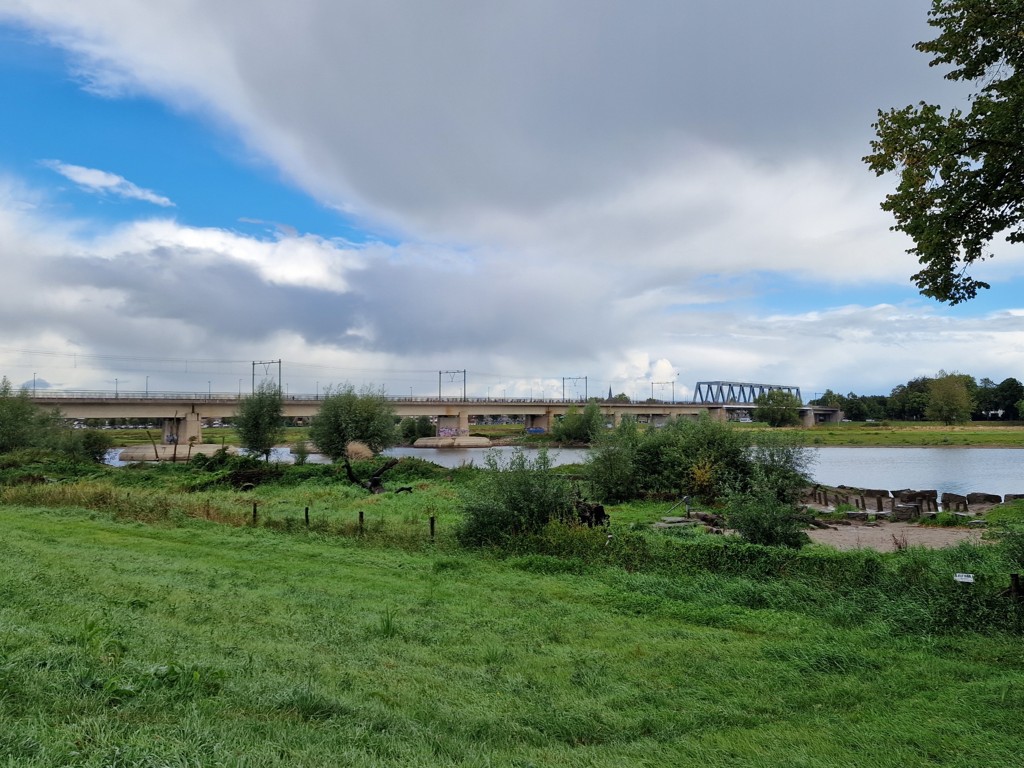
<box><xmin>810</xmin><ymin>389</ymin><xmax>845</xmax><ymax>408</ymax></box>
<box><xmin>753</xmin><ymin>390</ymin><xmax>802</xmax><ymax>427</ymax></box>
<box><xmin>0</xmin><ymin>376</ymin><xmax>62</xmax><ymax>453</ymax></box>
<box><xmin>841</xmin><ymin>394</ymin><xmax>869</xmax><ymax>422</ymax></box>
<box><xmin>975</xmin><ymin>377</ymin><xmax>998</xmax><ymax>419</ymax></box>
<box><xmin>235</xmin><ymin>379</ymin><xmax>285</xmax><ymax>461</ymax></box>
<box><xmin>308</xmin><ymin>384</ymin><xmax>397</xmax><ymax>461</ymax></box>
<box><xmin>926</xmin><ymin>371</ymin><xmax>974</xmax><ymax>425</ymax></box>
<box><xmin>887</xmin><ymin>377</ymin><xmax>931</xmax><ymax>420</ymax></box>
<box><xmin>994</xmin><ymin>377</ymin><xmax>1024</xmax><ymax>420</ymax></box>
<box><xmin>865</xmin><ymin>0</ymin><xmax>1024</xmax><ymax>303</ymax></box>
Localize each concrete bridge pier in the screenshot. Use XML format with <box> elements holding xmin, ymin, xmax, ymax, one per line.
<box><xmin>525</xmin><ymin>413</ymin><xmax>552</xmax><ymax>432</ymax></box>
<box><xmin>161</xmin><ymin>413</ymin><xmax>202</xmax><ymax>445</ymax></box>
<box><xmin>437</xmin><ymin>412</ymin><xmax>470</xmax><ymax>435</ymax></box>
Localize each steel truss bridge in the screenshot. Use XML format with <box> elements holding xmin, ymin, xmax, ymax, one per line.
<box><xmin>692</xmin><ymin>381</ymin><xmax>802</xmax><ymax>405</ymax></box>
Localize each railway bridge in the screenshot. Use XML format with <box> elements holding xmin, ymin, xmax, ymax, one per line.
<box><xmin>31</xmin><ymin>382</ymin><xmax>842</xmax><ymax>445</ymax></box>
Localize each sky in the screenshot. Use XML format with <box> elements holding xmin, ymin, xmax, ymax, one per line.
<box><xmin>1</xmin><ymin>0</ymin><xmax>1024</xmax><ymax>402</ymax></box>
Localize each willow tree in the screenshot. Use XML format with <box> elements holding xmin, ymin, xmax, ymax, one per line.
<box><xmin>235</xmin><ymin>380</ymin><xmax>285</xmax><ymax>461</ymax></box>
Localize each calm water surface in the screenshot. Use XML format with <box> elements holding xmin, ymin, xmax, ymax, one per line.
<box><xmin>390</xmin><ymin>446</ymin><xmax>1024</xmax><ymax>496</ymax></box>
<box><xmin>810</xmin><ymin>447</ymin><xmax>1024</xmax><ymax>497</ymax></box>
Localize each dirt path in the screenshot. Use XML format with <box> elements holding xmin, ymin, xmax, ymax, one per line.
<box><xmin>806</xmin><ymin>521</ymin><xmax>984</xmax><ymax>552</ymax></box>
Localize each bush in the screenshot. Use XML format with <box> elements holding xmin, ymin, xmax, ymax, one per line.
<box><xmin>586</xmin><ymin>415</ymin><xmax>813</xmax><ymax>505</ymax></box>
<box><xmin>552</xmin><ymin>401</ymin><xmax>604</xmax><ymax>443</ymax></box>
<box><xmin>724</xmin><ymin>490</ymin><xmax>810</xmax><ymax>548</ymax></box>
<box><xmin>458</xmin><ymin>448</ymin><xmax>574</xmax><ymax>546</ymax></box>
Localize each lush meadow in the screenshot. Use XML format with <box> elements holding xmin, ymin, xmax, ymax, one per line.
<box><xmin>2</xmin><ymin>453</ymin><xmax>1024</xmax><ymax>766</ymax></box>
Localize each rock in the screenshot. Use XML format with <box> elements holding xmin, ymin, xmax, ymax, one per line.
<box><xmin>893</xmin><ymin>503</ymin><xmax>920</xmax><ymax>521</ymax></box>
<box><xmin>941</xmin><ymin>492</ymin><xmax>970</xmax><ymax>512</ymax></box>
<box><xmin>966</xmin><ymin>492</ymin><xmax>1002</xmax><ymax>505</ymax></box>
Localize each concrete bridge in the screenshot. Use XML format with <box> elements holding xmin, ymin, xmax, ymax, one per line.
<box><xmin>31</xmin><ymin>391</ymin><xmax>842</xmax><ymax>445</ymax></box>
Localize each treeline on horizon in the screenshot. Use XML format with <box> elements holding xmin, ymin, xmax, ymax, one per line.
<box><xmin>807</xmin><ymin>371</ymin><xmax>1023</xmax><ymax>423</ymax></box>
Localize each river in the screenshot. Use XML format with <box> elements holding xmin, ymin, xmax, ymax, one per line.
<box><xmin>389</xmin><ymin>446</ymin><xmax>1024</xmax><ymax>497</ymax></box>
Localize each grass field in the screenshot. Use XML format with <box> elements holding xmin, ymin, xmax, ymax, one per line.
<box><xmin>799</xmin><ymin>421</ymin><xmax>1024</xmax><ymax>447</ymax></box>
<box><xmin>3</xmin><ymin>481</ymin><xmax>1024</xmax><ymax>766</ymax></box>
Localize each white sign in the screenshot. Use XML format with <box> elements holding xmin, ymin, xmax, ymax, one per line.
<box><xmin>954</xmin><ymin>573</ymin><xmax>975</xmax><ymax>583</ymax></box>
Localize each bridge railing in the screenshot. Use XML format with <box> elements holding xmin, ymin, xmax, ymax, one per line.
<box><xmin>30</xmin><ymin>390</ymin><xmax>705</xmax><ymax>405</ymax></box>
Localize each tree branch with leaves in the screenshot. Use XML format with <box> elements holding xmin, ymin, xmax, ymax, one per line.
<box><xmin>865</xmin><ymin>0</ymin><xmax>1024</xmax><ymax>304</ymax></box>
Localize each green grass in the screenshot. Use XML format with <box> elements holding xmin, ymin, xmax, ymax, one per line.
<box><xmin>801</xmin><ymin>421</ymin><xmax>1024</xmax><ymax>447</ymax></box>
<box><xmin>2</xmin><ymin>457</ymin><xmax>1024</xmax><ymax>765</ymax></box>
<box><xmin>2</xmin><ymin>497</ymin><xmax>1024</xmax><ymax>766</ymax></box>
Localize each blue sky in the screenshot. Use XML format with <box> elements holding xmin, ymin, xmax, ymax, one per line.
<box><xmin>1</xmin><ymin>1</ymin><xmax>1023</xmax><ymax>400</ymax></box>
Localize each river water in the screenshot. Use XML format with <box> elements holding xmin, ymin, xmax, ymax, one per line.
<box><xmin>389</xmin><ymin>446</ymin><xmax>1024</xmax><ymax>497</ymax></box>
<box><xmin>107</xmin><ymin>445</ymin><xmax>1024</xmax><ymax>498</ymax></box>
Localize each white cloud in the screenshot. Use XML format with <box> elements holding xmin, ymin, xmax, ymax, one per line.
<box><xmin>42</xmin><ymin>160</ymin><xmax>174</xmax><ymax>207</ymax></box>
<box><xmin>3</xmin><ymin>1</ymin><xmax>1024</xmax><ymax>399</ymax></box>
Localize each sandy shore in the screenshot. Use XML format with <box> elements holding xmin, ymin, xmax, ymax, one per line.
<box><xmin>806</xmin><ymin>521</ymin><xmax>984</xmax><ymax>552</ymax></box>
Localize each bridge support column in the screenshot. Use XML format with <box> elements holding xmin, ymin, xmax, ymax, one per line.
<box><xmin>525</xmin><ymin>413</ymin><xmax>551</xmax><ymax>432</ymax></box>
<box><xmin>161</xmin><ymin>413</ymin><xmax>203</xmax><ymax>445</ymax></box>
<box><xmin>437</xmin><ymin>414</ymin><xmax>471</xmax><ymax>435</ymax></box>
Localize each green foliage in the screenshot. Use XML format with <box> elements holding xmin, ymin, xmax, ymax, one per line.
<box><xmin>292</xmin><ymin>440</ymin><xmax>310</xmax><ymax>466</ymax></box>
<box><xmin>234</xmin><ymin>379</ymin><xmax>285</xmax><ymax>461</ymax></box>
<box><xmin>55</xmin><ymin>428</ymin><xmax>115</xmax><ymax>463</ymax></box>
<box><xmin>724</xmin><ymin>490</ymin><xmax>810</xmax><ymax>548</ymax></box>
<box><xmin>0</xmin><ymin>376</ymin><xmax>63</xmax><ymax>454</ymax></box>
<box><xmin>747</xmin><ymin>429</ymin><xmax>816</xmax><ymax>504</ymax></box>
<box><xmin>551</xmin><ymin>400</ymin><xmax>603</xmax><ymax>443</ymax></box>
<box><xmin>753</xmin><ymin>389</ymin><xmax>802</xmax><ymax>427</ymax></box>
<box><xmin>458</xmin><ymin>448</ymin><xmax>574</xmax><ymax>546</ymax></box>
<box><xmin>399</xmin><ymin>415</ymin><xmax>435</xmax><ymax>442</ymax></box>
<box><xmin>926</xmin><ymin>370</ymin><xmax>975</xmax><ymax>424</ymax></box>
<box><xmin>586</xmin><ymin>416</ymin><xmax>811</xmax><ymax>506</ymax></box>
<box><xmin>309</xmin><ymin>384</ymin><xmax>397</xmax><ymax>460</ymax></box>
<box><xmin>583</xmin><ymin>417</ymin><xmax>644</xmax><ymax>503</ymax></box>
<box><xmin>865</xmin><ymin>0</ymin><xmax>1024</xmax><ymax>303</ymax></box>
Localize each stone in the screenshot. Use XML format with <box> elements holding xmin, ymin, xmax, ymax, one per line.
<box><xmin>966</xmin><ymin>492</ymin><xmax>1002</xmax><ymax>505</ymax></box>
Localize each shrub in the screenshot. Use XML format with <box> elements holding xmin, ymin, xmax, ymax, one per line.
<box><xmin>724</xmin><ymin>490</ymin><xmax>810</xmax><ymax>548</ymax></box>
<box><xmin>552</xmin><ymin>401</ymin><xmax>604</xmax><ymax>443</ymax></box>
<box><xmin>458</xmin><ymin>448</ymin><xmax>574</xmax><ymax>546</ymax></box>
<box><xmin>586</xmin><ymin>416</ymin><xmax>812</xmax><ymax>506</ymax></box>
